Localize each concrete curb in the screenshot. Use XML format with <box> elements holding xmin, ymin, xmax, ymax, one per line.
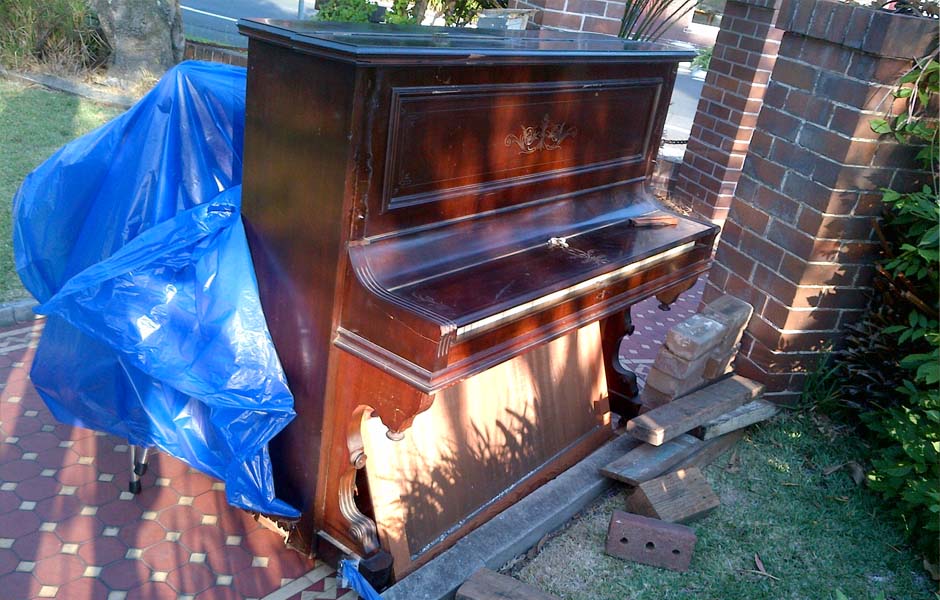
<box><xmin>0</xmin><ymin>299</ymin><xmax>38</xmax><ymax>328</ymax></box>
<box><xmin>0</xmin><ymin>68</ymin><xmax>135</xmax><ymax>109</ymax></box>
<box><xmin>382</xmin><ymin>432</ymin><xmax>639</xmax><ymax>600</ymax></box>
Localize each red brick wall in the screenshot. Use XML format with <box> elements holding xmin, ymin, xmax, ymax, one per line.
<box><xmin>702</xmin><ymin>0</ymin><xmax>937</xmax><ymax>403</ymax></box>
<box><xmin>672</xmin><ymin>0</ymin><xmax>783</xmax><ymax>226</ymax></box>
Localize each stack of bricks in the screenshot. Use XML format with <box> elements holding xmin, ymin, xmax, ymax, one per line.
<box><xmin>702</xmin><ymin>0</ymin><xmax>937</xmax><ymax>403</ymax></box>
<box><xmin>672</xmin><ymin>0</ymin><xmax>784</xmax><ymax>227</ymax></box>
<box><xmin>641</xmin><ymin>295</ymin><xmax>754</xmax><ymax>411</ymax></box>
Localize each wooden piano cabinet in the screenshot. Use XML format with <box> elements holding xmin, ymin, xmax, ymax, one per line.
<box><xmin>237</xmin><ymin>20</ymin><xmax>714</xmax><ymax>585</ymax></box>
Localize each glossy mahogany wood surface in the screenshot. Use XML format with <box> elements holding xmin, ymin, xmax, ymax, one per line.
<box><xmin>238</xmin><ymin>20</ymin><xmax>715</xmax><ymax>578</ymax></box>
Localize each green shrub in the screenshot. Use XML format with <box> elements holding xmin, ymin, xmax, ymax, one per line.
<box><xmin>834</xmin><ymin>54</ymin><xmax>939</xmax><ymax>566</ymax></box>
<box><xmin>691</xmin><ymin>46</ymin><xmax>712</xmax><ymax>71</ymax></box>
<box><xmin>315</xmin><ymin>0</ymin><xmax>380</xmax><ymax>23</ymax></box>
<box><xmin>0</xmin><ymin>0</ymin><xmax>108</xmax><ymax>72</ymax></box>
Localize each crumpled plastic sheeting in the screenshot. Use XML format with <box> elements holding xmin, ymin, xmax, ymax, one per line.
<box><xmin>13</xmin><ymin>61</ymin><xmax>299</xmax><ymax>517</ymax></box>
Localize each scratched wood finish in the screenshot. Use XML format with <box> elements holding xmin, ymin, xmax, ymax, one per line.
<box><xmin>626</xmin><ymin>467</ymin><xmax>720</xmax><ymax>523</ymax></box>
<box><xmin>626</xmin><ymin>376</ymin><xmax>765</xmax><ymax>446</ymax></box>
<box><xmin>238</xmin><ymin>20</ymin><xmax>708</xmax><ymax>581</ymax></box>
<box><xmin>457</xmin><ymin>569</ymin><xmax>563</xmax><ymax>600</ymax></box>
<box><xmin>362</xmin><ymin>325</ymin><xmax>609</xmax><ymax>573</ymax></box>
<box><xmin>601</xmin><ymin>434</ymin><xmax>701</xmax><ymax>486</ymax></box>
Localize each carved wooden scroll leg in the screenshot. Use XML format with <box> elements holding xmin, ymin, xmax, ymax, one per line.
<box><xmin>338</xmin><ymin>406</ymin><xmax>394</xmax><ymax>590</ymax></box>
<box><xmin>601</xmin><ymin>307</ymin><xmax>640</xmax><ymax>422</ymax></box>
<box><xmin>656</xmin><ymin>277</ymin><xmax>697</xmax><ymax>311</ymax></box>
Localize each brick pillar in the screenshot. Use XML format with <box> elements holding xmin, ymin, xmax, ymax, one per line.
<box><xmin>703</xmin><ymin>0</ymin><xmax>937</xmax><ymax>403</ymax></box>
<box><xmin>508</xmin><ymin>0</ymin><xmax>623</xmax><ymax>35</ymax></box>
<box><xmin>672</xmin><ymin>0</ymin><xmax>783</xmax><ymax>226</ymax></box>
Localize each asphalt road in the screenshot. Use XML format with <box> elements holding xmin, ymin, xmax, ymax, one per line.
<box><xmin>180</xmin><ymin>1</ymin><xmax>704</xmax><ymax>140</ymax></box>
<box><xmin>182</xmin><ymin>0</ymin><xmax>305</xmax><ymax>47</ymax></box>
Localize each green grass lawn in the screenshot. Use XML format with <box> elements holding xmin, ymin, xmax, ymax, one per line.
<box><xmin>0</xmin><ymin>78</ymin><xmax>123</xmax><ymax>302</ymax></box>
<box><xmin>514</xmin><ymin>411</ymin><xmax>934</xmax><ymax>600</ymax></box>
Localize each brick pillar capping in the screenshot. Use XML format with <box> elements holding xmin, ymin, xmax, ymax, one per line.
<box><xmin>702</xmin><ymin>0</ymin><xmax>938</xmax><ymax>404</ymax></box>
<box><xmin>671</xmin><ymin>0</ymin><xmax>783</xmax><ymax>227</ymax></box>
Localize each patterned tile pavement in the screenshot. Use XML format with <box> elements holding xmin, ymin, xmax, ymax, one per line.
<box><xmin>0</xmin><ymin>282</ymin><xmax>700</xmax><ymax>599</ymax></box>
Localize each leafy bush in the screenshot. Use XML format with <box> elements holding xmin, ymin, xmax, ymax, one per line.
<box><xmin>691</xmin><ymin>46</ymin><xmax>712</xmax><ymax>71</ymax></box>
<box><xmin>315</xmin><ymin>0</ymin><xmax>381</xmax><ymax>23</ymax></box>
<box><xmin>0</xmin><ymin>0</ymin><xmax>108</xmax><ymax>72</ymax></box>
<box><xmin>832</xmin><ymin>54</ymin><xmax>939</xmax><ymax>566</ymax></box>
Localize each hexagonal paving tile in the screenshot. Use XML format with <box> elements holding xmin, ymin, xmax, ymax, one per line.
<box><xmin>140</xmin><ymin>541</ymin><xmax>191</xmax><ymax>572</ymax></box>
<box><xmin>53</xmin><ymin>576</ymin><xmax>110</xmax><ymax>599</ymax></box>
<box><xmin>0</xmin><ymin>571</ymin><xmax>42</xmax><ymax>599</ymax></box>
<box><xmin>0</xmin><ymin>459</ymin><xmax>41</xmax><ymax>482</ymax></box>
<box><xmin>156</xmin><ymin>504</ymin><xmax>202</xmax><ymax>531</ymax></box>
<box><xmin>78</xmin><ymin>536</ymin><xmax>130</xmax><ymax>566</ymax></box>
<box><xmin>32</xmin><ymin>553</ymin><xmax>85</xmax><ymax>586</ymax></box>
<box><xmin>17</xmin><ymin>432</ymin><xmax>60</xmax><ymax>454</ymax></box>
<box><xmin>178</xmin><ymin>524</ymin><xmax>227</xmax><ymax>554</ymax></box>
<box><xmin>134</xmin><ymin>485</ymin><xmax>181</xmax><ymax>512</ymax></box>
<box><xmin>54</xmin><ymin>515</ymin><xmax>104</xmax><ymax>544</ymax></box>
<box><xmin>205</xmin><ymin>543</ymin><xmax>253</xmax><ymax>575</ymax></box>
<box><xmin>98</xmin><ymin>559</ymin><xmax>153</xmax><ymax>590</ymax></box>
<box><xmin>12</xmin><ymin>476</ymin><xmax>60</xmax><ymax>502</ymax></box>
<box><xmin>11</xmin><ymin>531</ymin><xmax>63</xmax><ymax>561</ymax></box>
<box><xmin>0</xmin><ymin>509</ymin><xmax>41</xmax><ymax>538</ymax></box>
<box><xmin>126</xmin><ymin>580</ymin><xmax>187</xmax><ymax>600</ymax></box>
<box><xmin>97</xmin><ymin>497</ymin><xmax>145</xmax><ymax>527</ymax></box>
<box><xmin>166</xmin><ymin>562</ymin><xmax>216</xmax><ymax>595</ymax></box>
<box><xmin>119</xmin><ymin>519</ymin><xmax>169</xmax><ymax>549</ymax></box>
<box><xmin>33</xmin><ymin>495</ymin><xmax>82</xmax><ymax>522</ymax></box>
<box><xmin>56</xmin><ymin>463</ymin><xmax>99</xmax><ymax>487</ymax></box>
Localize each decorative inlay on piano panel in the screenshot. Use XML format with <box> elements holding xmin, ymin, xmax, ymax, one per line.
<box><xmin>504</xmin><ymin>114</ymin><xmax>578</xmax><ymax>155</ymax></box>
<box><xmin>382</xmin><ymin>79</ymin><xmax>664</xmax><ymax>213</ymax></box>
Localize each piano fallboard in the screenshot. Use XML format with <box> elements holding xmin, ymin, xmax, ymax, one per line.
<box><xmin>339</xmin><ymin>189</ymin><xmax>716</xmax><ymax>391</ymax></box>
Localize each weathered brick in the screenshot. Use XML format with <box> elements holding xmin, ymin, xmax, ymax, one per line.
<box><xmin>766</xmin><ymin>219</ymin><xmax>817</xmax><ymax>260</ymax></box>
<box><xmin>729</xmin><ymin>198</ymin><xmax>770</xmax><ymax>234</ymax></box>
<box><xmin>664</xmin><ymin>314</ymin><xmax>727</xmax><ymax>361</ymax></box>
<box><xmin>715</xmin><ymin>242</ymin><xmax>757</xmax><ymax>280</ymax></box>
<box><xmin>583</xmin><ymin>15</ymin><xmax>620</xmax><ymax>35</ymax></box>
<box><xmin>566</xmin><ymin>0</ymin><xmax>606</xmax><ymax>16</ymax></box>
<box><xmin>758</xmin><ymin>107</ymin><xmax>801</xmax><ymax>143</ymax></box>
<box><xmin>797</xmin><ymin>208</ymin><xmax>875</xmax><ymax>241</ymax></box>
<box><xmin>741</xmin><ymin>228</ymin><xmax>786</xmax><ymax>270</ymax></box>
<box><xmin>703</xmin><ymin>294</ymin><xmax>754</xmax><ymax>349</ymax></box>
<box><xmin>777</xmin><ymin>253</ymin><xmax>859</xmax><ymax>286</ymax></box>
<box><xmin>645</xmin><ymin>366</ymin><xmax>705</xmax><ymax>398</ymax></box>
<box><xmin>773</xmin><ymin>57</ymin><xmax>818</xmax><ymax>91</ymax></box>
<box><xmin>703</xmin><ymin>345</ymin><xmax>738</xmax><ymax>380</ymax></box>
<box><xmin>653</xmin><ymin>347</ymin><xmax>710</xmax><ymax>381</ymax></box>
<box><xmin>638</xmin><ymin>386</ymin><xmax>674</xmax><ymax>412</ymax></box>
<box><xmin>605</xmin><ymin>511</ymin><xmax>696</xmax><ymax>572</ymax></box>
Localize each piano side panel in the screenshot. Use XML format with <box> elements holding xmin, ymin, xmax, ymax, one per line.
<box><xmin>241</xmin><ymin>40</ymin><xmax>359</xmax><ymax>534</ymax></box>
<box><xmin>362</xmin><ymin>324</ymin><xmax>610</xmax><ymax>575</ymax></box>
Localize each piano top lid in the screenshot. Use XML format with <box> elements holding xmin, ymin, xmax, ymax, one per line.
<box><xmin>237</xmin><ymin>20</ymin><xmax>697</xmax><ymax>64</ymax></box>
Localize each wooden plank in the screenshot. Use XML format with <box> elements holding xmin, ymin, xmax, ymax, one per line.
<box><xmin>606</xmin><ymin>510</ymin><xmax>696</xmax><ymax>572</ymax></box>
<box><xmin>456</xmin><ymin>568</ymin><xmax>562</xmax><ymax>600</ymax></box>
<box><xmin>625</xmin><ymin>375</ymin><xmax>764</xmax><ymax>446</ymax></box>
<box><xmin>600</xmin><ymin>434</ymin><xmax>701</xmax><ymax>485</ymax></box>
<box><xmin>626</xmin><ymin>467</ymin><xmax>719</xmax><ymax>523</ymax></box>
<box><xmin>696</xmin><ymin>399</ymin><xmax>778</xmax><ymax>440</ymax></box>
<box><xmin>678</xmin><ymin>430</ymin><xmax>744</xmax><ymax>471</ymax></box>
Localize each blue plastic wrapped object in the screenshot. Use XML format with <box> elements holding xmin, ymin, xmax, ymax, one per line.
<box><xmin>12</xmin><ymin>61</ymin><xmax>299</xmax><ymax>517</ymax></box>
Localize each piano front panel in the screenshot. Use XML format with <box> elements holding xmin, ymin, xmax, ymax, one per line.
<box><xmin>361</xmin><ymin>323</ymin><xmax>610</xmax><ymax>574</ymax></box>
<box><xmin>382</xmin><ymin>79</ymin><xmax>662</xmax><ymax>210</ymax></box>
<box><xmin>359</xmin><ymin>61</ymin><xmax>679</xmax><ymax>238</ymax></box>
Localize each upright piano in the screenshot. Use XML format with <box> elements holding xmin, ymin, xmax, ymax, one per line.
<box><xmin>237</xmin><ymin>19</ymin><xmax>717</xmax><ymax>586</ymax></box>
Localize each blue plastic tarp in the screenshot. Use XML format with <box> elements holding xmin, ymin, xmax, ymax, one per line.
<box><xmin>12</xmin><ymin>61</ymin><xmax>299</xmax><ymax>517</ymax></box>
